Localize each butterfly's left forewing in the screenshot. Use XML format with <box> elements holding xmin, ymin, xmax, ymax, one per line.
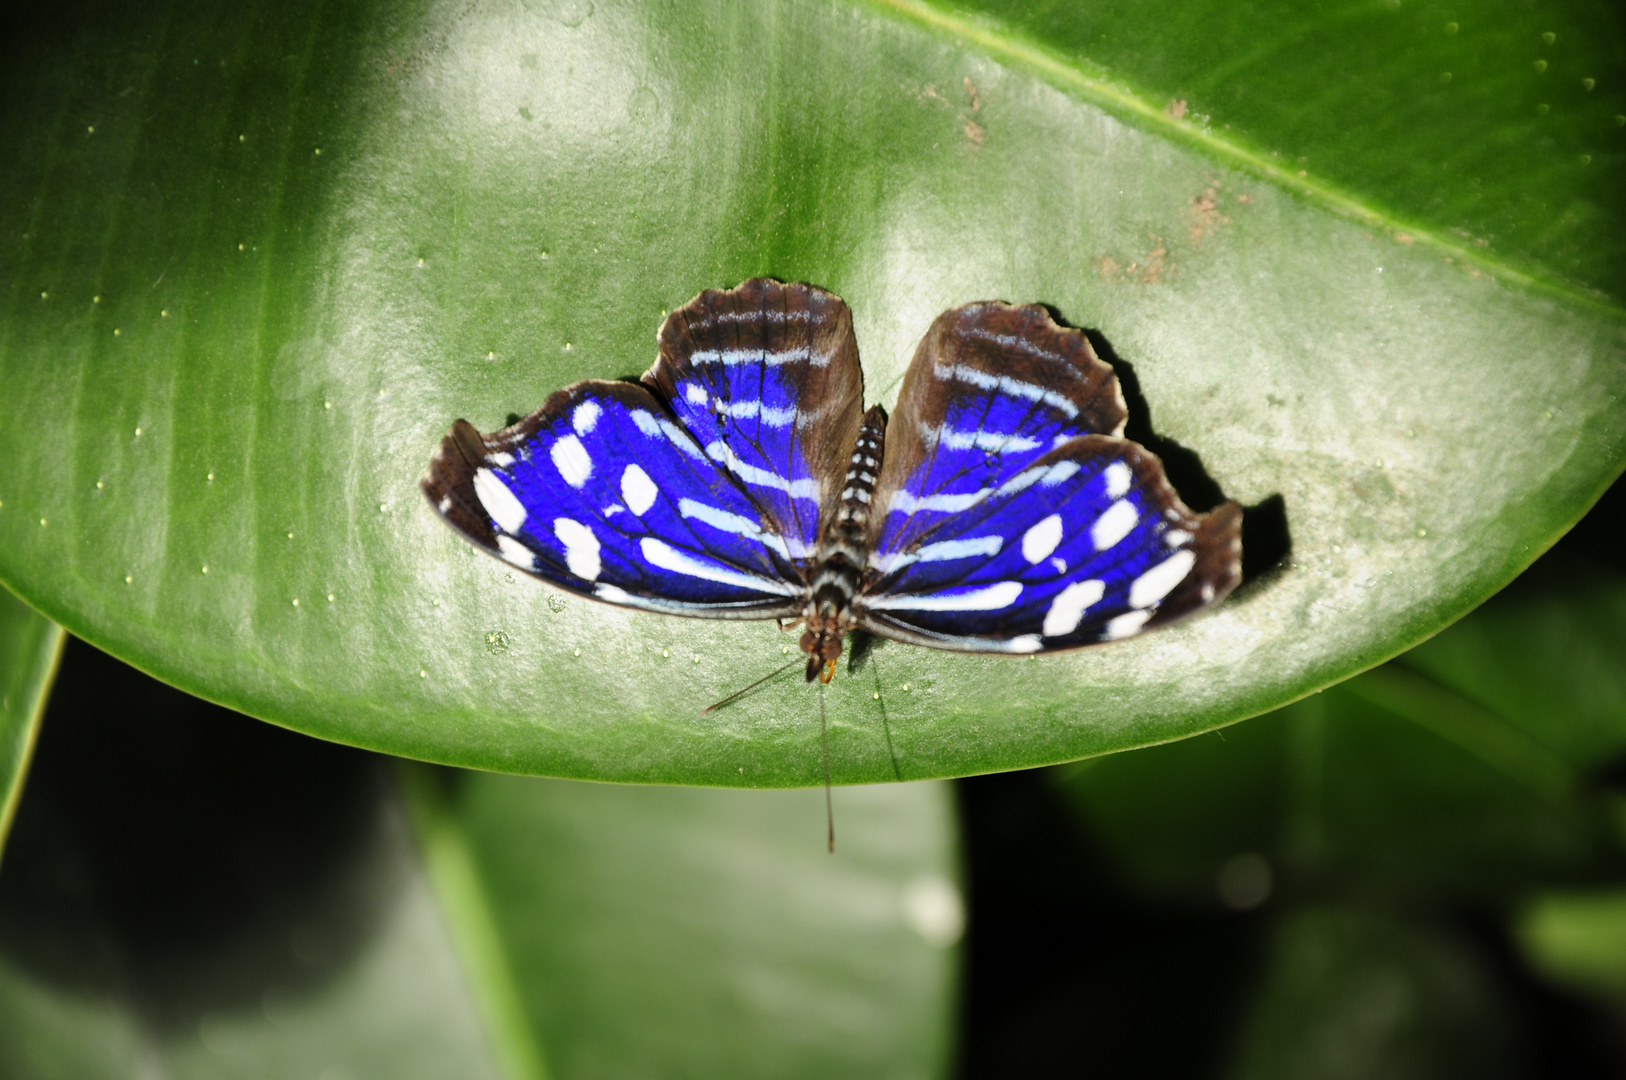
<box><xmin>423</xmin><ymin>380</ymin><xmax>805</xmax><ymax>618</ymax></box>
<box><xmin>645</xmin><ymin>279</ymin><xmax>864</xmax><ymax>561</ymax></box>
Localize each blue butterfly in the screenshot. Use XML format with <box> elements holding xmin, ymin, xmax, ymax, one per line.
<box><xmin>424</xmin><ymin>279</ymin><xmax>1241</xmax><ymax>684</ymax></box>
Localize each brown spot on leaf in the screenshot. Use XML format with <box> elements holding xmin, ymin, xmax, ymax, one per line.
<box><xmin>1236</xmin><ymin>194</ymin><xmax>1253</xmax><ymax>204</ymax></box>
<box><xmin>1394</xmin><ymin>233</ymin><xmax>1415</xmax><ymax>244</ymax></box>
<box><xmin>964</xmin><ymin>119</ymin><xmax>985</xmax><ymax>144</ymax></box>
<box><xmin>1165</xmin><ymin>99</ymin><xmax>1188</xmax><ymax>119</ymax></box>
<box><xmin>1095</xmin><ymin>240</ymin><xmax>1170</xmax><ymax>284</ymax></box>
<box><xmin>964</xmin><ymin>76</ymin><xmax>981</xmax><ymax>111</ymax></box>
<box><xmin>1188</xmin><ymin>187</ymin><xmax>1231</xmax><ymax>245</ymax></box>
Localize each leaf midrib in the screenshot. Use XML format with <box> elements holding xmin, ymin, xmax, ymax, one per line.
<box><xmin>866</xmin><ymin>0</ymin><xmax>1626</xmax><ymax>321</ymax></box>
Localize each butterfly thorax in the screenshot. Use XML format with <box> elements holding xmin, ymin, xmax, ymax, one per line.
<box><xmin>800</xmin><ymin>406</ymin><xmax>887</xmax><ymax>681</ymax></box>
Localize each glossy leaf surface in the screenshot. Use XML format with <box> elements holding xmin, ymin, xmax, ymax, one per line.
<box><xmin>0</xmin><ymin>0</ymin><xmax>1622</xmax><ymax>782</ymax></box>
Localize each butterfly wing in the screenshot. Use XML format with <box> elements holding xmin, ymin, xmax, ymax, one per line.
<box><xmin>860</xmin><ymin>302</ymin><xmax>1239</xmax><ymax>651</ymax></box>
<box><xmin>644</xmin><ymin>278</ymin><xmax>864</xmax><ymax>561</ymax></box>
<box><xmin>423</xmin><ymin>380</ymin><xmax>805</xmax><ymax>617</ymax></box>
<box><xmin>867</xmin><ymin>301</ymin><xmax>1127</xmax><ymax>562</ymax></box>
<box><xmin>860</xmin><ymin>436</ymin><xmax>1240</xmax><ymax>650</ymax></box>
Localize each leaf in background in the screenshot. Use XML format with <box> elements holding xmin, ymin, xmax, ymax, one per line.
<box><xmin>1225</xmin><ymin>906</ymin><xmax>1516</xmax><ymax>1080</ymax></box>
<box><xmin>0</xmin><ymin>588</ymin><xmax>62</xmax><ymax>865</ymax></box>
<box><xmin>1517</xmin><ymin>888</ymin><xmax>1626</xmax><ymax>1004</ymax></box>
<box><xmin>0</xmin><ymin>0</ymin><xmax>1622</xmax><ymax>782</ymax></box>
<box><xmin>1053</xmin><ymin>549</ymin><xmax>1626</xmax><ymax>904</ymax></box>
<box><xmin>404</xmin><ymin>767</ymin><xmax>962</xmax><ymax>1080</ymax></box>
<box><xmin>0</xmin><ymin>643</ymin><xmax>504</xmax><ymax>1080</ymax></box>
<box><xmin>0</xmin><ymin>641</ymin><xmax>960</xmax><ymax>1079</ymax></box>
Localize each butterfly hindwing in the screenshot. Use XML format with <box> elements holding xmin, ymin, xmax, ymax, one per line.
<box><xmin>423</xmin><ymin>380</ymin><xmax>805</xmax><ymax>617</ymax></box>
<box><xmin>645</xmin><ymin>279</ymin><xmax>865</xmax><ymax>561</ymax></box>
<box><xmin>858</xmin><ymin>436</ymin><xmax>1241</xmax><ymax>651</ymax></box>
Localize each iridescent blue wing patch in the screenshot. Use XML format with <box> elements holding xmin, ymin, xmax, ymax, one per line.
<box><xmin>861</xmin><ymin>302</ymin><xmax>1240</xmax><ymax>651</ymax></box>
<box><xmin>424</xmin><ymin>379</ymin><xmax>806</xmax><ymax>617</ymax></box>
<box><xmin>867</xmin><ymin>301</ymin><xmax>1128</xmax><ymax>562</ymax></box>
<box><xmin>859</xmin><ymin>436</ymin><xmax>1241</xmax><ymax>651</ymax></box>
<box><xmin>645</xmin><ymin>279</ymin><xmax>864</xmax><ymax>561</ymax></box>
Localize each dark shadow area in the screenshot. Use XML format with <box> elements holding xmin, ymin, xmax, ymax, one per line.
<box><xmin>1079</xmin><ymin>327</ymin><xmax>1292</xmax><ymax>583</ymax></box>
<box><xmin>1455</xmin><ymin>905</ymin><xmax>1626</xmax><ymax>1079</ymax></box>
<box><xmin>0</xmin><ymin>639</ymin><xmax>399</xmax><ymax>1032</ymax></box>
<box><xmin>1544</xmin><ymin>470</ymin><xmax>1626</xmax><ymax>577</ymax></box>
<box><xmin>956</xmin><ymin>768</ymin><xmax>1264</xmax><ymax>1078</ymax></box>
<box><xmin>846</xmin><ymin>629</ymin><xmax>879</xmax><ymax>674</ymax></box>
<box><xmin>956</xmin><ymin>768</ymin><xmax>1626</xmax><ymax>1079</ymax></box>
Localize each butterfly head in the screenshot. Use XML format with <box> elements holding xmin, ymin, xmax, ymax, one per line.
<box><xmin>799</xmin><ymin>626</ymin><xmax>845</xmax><ymax>683</ymax></box>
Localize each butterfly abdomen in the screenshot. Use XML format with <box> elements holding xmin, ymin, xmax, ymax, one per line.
<box><xmin>801</xmin><ymin>406</ymin><xmax>887</xmax><ymax>679</ymax></box>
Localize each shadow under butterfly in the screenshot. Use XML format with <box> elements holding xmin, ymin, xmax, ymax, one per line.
<box><xmin>424</xmin><ymin>279</ymin><xmax>1242</xmax><ymax>850</ymax></box>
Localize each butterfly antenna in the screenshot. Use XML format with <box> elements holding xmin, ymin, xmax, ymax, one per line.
<box><xmin>821</xmin><ymin>680</ymin><xmax>834</xmax><ymax>854</ymax></box>
<box><xmin>700</xmin><ymin>658</ymin><xmax>800</xmax><ymax>715</ymax></box>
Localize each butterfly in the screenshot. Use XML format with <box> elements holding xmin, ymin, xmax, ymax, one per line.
<box><xmin>423</xmin><ymin>278</ymin><xmax>1241</xmax><ymax>686</ymax></box>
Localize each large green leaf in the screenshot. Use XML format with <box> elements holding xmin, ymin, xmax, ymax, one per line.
<box><xmin>0</xmin><ymin>0</ymin><xmax>1622</xmax><ymax>782</ymax></box>
<box><xmin>0</xmin><ymin>640</ymin><xmax>958</xmax><ymax>1078</ymax></box>
<box><xmin>0</xmin><ymin>589</ymin><xmax>62</xmax><ymax>865</ymax></box>
<box><xmin>403</xmin><ymin>767</ymin><xmax>961</xmax><ymax>1079</ymax></box>
<box><xmin>941</xmin><ymin>0</ymin><xmax>1626</xmax><ymax>302</ymax></box>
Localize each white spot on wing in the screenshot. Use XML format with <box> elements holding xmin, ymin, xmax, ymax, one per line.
<box><xmin>922</xmin><ymin>423</ymin><xmax>1042</xmax><ymax>454</ymax></box>
<box><xmin>888</xmin><ymin>488</ymin><xmax>992</xmax><ymax>515</ymax></box>
<box><xmin>1022</xmin><ymin>514</ymin><xmax>1064</xmax><ymax>563</ymax></box>
<box><xmin>715</xmin><ymin>399</ymin><xmax>796</xmax><ymax>426</ymax></box>
<box><xmin>1091</xmin><ymin>500</ymin><xmax>1138</xmax><ymax>551</ymax></box>
<box><xmin>684</xmin><ymin>383</ymin><xmax>708</xmax><ymax>406</ymax></box>
<box><xmin>1102</xmin><ymin>609</ymin><xmax>1152</xmax><ymax>640</ymax></box>
<box><xmin>874</xmin><ymin>535</ymin><xmax>1002</xmax><ymax>573</ymax></box>
<box><xmin>487</xmin><ymin>451</ymin><xmax>515</xmax><ymax>468</ymax></box>
<box><xmin>678</xmin><ymin>498</ymin><xmax>790</xmax><ymax>560</ymax></box>
<box><xmin>933</xmin><ymin>361</ymin><xmax>1080</xmax><ymax>419</ymax></box>
<box><xmin>572</xmin><ymin>400</ymin><xmax>602</xmax><ymax>435</ymax></box>
<box><xmin>994</xmin><ymin>460</ymin><xmax>1082</xmax><ymax>501</ymax></box>
<box><xmin>638</xmin><ymin>537</ymin><xmax>798</xmax><ymax>595</ymax></box>
<box><xmin>495</xmin><ymin>535</ymin><xmax>535</xmax><ymax>569</ymax></box>
<box><xmin>630</xmin><ymin>410</ymin><xmax>662</xmax><ymax>437</ymax></box>
<box><xmin>1042</xmin><ymin>579</ymin><xmax>1105</xmax><ymax>637</ymax></box>
<box><xmin>688</xmin><ymin>346</ymin><xmax>831</xmax><ymax>367</ymax></box>
<box><xmin>553</xmin><ymin>518</ymin><xmax>601</xmax><ymax>580</ymax></box>
<box><xmin>1129</xmin><ymin>550</ymin><xmax>1197</xmax><ymax>609</ymax></box>
<box><xmin>474</xmin><ymin>469</ymin><xmax>528</xmax><ymax>533</ymax></box>
<box><xmin>1164</xmin><ymin>529</ymin><xmax>1193</xmax><ymax>547</ymax></box>
<box><xmin>551</xmin><ymin>435</ymin><xmax>593</xmax><ymax>488</ymax></box>
<box><xmin>1103</xmin><ymin>462</ymin><xmax>1132</xmax><ymax>498</ymax></box>
<box><xmin>1050</xmin><ymin>557</ymin><xmax>1067</xmax><ymax>574</ymax></box>
<box><xmin>620</xmin><ymin>464</ymin><xmax>658</xmax><ymax>516</ymax></box>
<box><xmin>704</xmin><ymin>441</ymin><xmax>819</xmax><ymax>499</ymax></box>
<box><xmin>1005</xmin><ymin>634</ymin><xmax>1043</xmax><ymax>653</ymax></box>
<box><xmin>868</xmin><ymin>581</ymin><xmax>1023</xmax><ymax>612</ymax></box>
